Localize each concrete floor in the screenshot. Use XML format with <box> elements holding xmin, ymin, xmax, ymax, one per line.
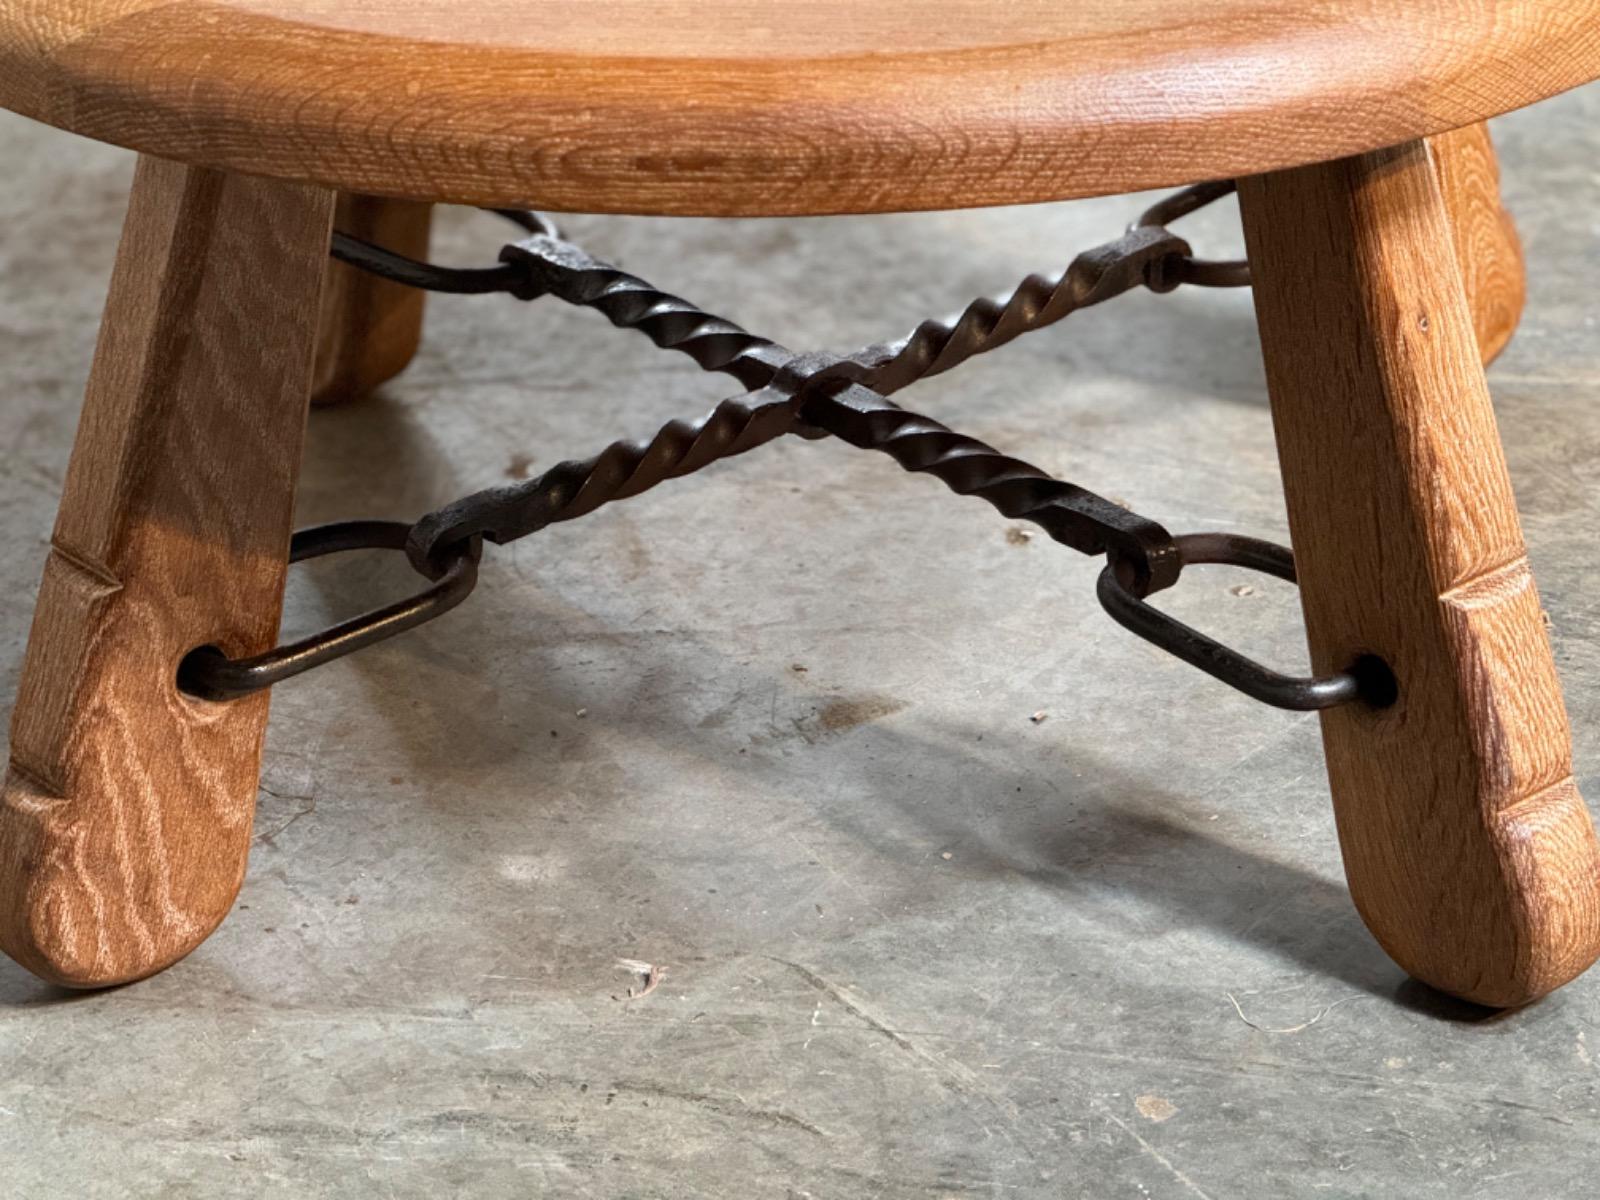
<box><xmin>2</xmin><ymin>87</ymin><xmax>1599</xmax><ymax>1197</ymax></box>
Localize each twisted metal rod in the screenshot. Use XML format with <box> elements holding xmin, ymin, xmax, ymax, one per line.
<box><xmin>334</xmin><ymin>205</ymin><xmax>1211</xmax><ymax>400</ymax></box>
<box><xmin>500</xmin><ymin>235</ymin><xmax>793</xmax><ymax>391</ymax></box>
<box><xmin>327</xmin><ymin>208</ymin><xmax>560</xmax><ymax>294</ymax></box>
<box><xmin>848</xmin><ymin>226</ymin><xmax>1184</xmax><ymax>395</ymax></box>
<box><xmin>407</xmin><ymin>384</ymin><xmax>812</xmax><ymax>575</ymax></box>
<box><xmin>494</xmin><ymin>223</ymin><xmax>1191</xmax><ymax>398</ymax></box>
<box><xmin>800</xmin><ymin>383</ymin><xmax>1180</xmax><ymax>592</ymax></box>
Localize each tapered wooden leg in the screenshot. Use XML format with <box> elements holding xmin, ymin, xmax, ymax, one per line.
<box><xmin>311</xmin><ymin>195</ymin><xmax>432</xmax><ymax>406</ymax></box>
<box><xmin>0</xmin><ymin>158</ymin><xmax>333</xmax><ymax>987</ymax></box>
<box><xmin>1239</xmin><ymin>140</ymin><xmax>1600</xmax><ymax>1007</ymax></box>
<box><xmin>1431</xmin><ymin>122</ymin><xmax>1526</xmax><ymax>366</ymax></box>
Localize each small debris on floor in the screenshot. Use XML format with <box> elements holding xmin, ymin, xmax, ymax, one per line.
<box><xmin>1005</xmin><ymin>527</ymin><xmax>1033</xmax><ymax>546</ymax></box>
<box><xmin>1230</xmin><ymin>583</ymin><xmax>1256</xmax><ymax>597</ymax></box>
<box><xmin>506</xmin><ymin>452</ymin><xmax>534</xmax><ymax>479</ymax></box>
<box><xmin>941</xmin><ymin>851</ymin><xmax>953</xmax><ymax>861</ymax></box>
<box><xmin>1225</xmin><ymin>990</ymin><xmax>1367</xmax><ymax>1034</ymax></box>
<box><xmin>1029</xmin><ymin>710</ymin><xmax>1049</xmax><ymax>724</ymax></box>
<box><xmin>1135</xmin><ymin>1095</ymin><xmax>1178</xmax><ymax>1123</ymax></box>
<box><xmin>791</xmin><ymin>663</ymin><xmax>808</xmax><ymax>673</ymax></box>
<box><xmin>576</xmin><ymin>707</ymin><xmax>588</xmax><ymax>718</ymax></box>
<box><xmin>616</xmin><ymin>958</ymin><xmax>665</xmax><ymax>1000</ymax></box>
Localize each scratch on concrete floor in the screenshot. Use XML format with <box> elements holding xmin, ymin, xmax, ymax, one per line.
<box><xmin>783</xmin><ymin>830</ymin><xmax>893</xmax><ymax>924</ymax></box>
<box><xmin>1096</xmin><ymin>1101</ymin><xmax>1215</xmax><ymax>1200</ymax></box>
<box><xmin>253</xmin><ymin>785</ymin><xmax>316</xmax><ymax>844</ymax></box>
<box><xmin>770</xmin><ymin>957</ymin><xmax>980</xmax><ymax>1092</ymax></box>
<box><xmin>610</xmin><ymin>1079</ymin><xmax>827</xmax><ymax>1138</ymax></box>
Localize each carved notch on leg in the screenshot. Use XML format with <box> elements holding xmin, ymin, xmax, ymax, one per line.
<box><xmin>0</xmin><ymin>158</ymin><xmax>334</xmax><ymax>987</ymax></box>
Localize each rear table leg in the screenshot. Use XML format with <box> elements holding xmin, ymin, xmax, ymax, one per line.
<box><xmin>1432</xmin><ymin>122</ymin><xmax>1526</xmax><ymax>366</ymax></box>
<box><xmin>1239</xmin><ymin>139</ymin><xmax>1600</xmax><ymax>1007</ymax></box>
<box><xmin>0</xmin><ymin>157</ymin><xmax>333</xmax><ymax>986</ymax></box>
<box><xmin>312</xmin><ymin>195</ymin><xmax>432</xmax><ymax>406</ymax></box>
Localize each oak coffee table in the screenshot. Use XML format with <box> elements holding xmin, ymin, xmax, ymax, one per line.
<box><xmin>2</xmin><ymin>2</ymin><xmax>1598</xmax><ymax>1011</ymax></box>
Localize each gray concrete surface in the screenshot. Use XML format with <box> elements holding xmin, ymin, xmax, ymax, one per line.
<box><xmin>2</xmin><ymin>88</ymin><xmax>1599</xmax><ymax>1198</ymax></box>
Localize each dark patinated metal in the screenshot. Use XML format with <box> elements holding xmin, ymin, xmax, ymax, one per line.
<box><xmin>1135</xmin><ymin>181</ymin><xmax>1252</xmax><ymax>290</ymax></box>
<box><xmin>403</xmin><ymin>222</ymin><xmax>1195</xmax><ymax>580</ymax></box>
<box><xmin>178</xmin><ymin>521</ymin><xmax>480</xmax><ymax>702</ymax></box>
<box><xmin>405</xmin><ymin>382</ymin><xmax>822</xmax><ymax>578</ymax></box>
<box><xmin>330</xmin><ymin>232</ymin><xmax>524</xmax><ymax>295</ymax></box>
<box><xmin>1095</xmin><ymin>533</ymin><xmax>1371</xmax><ymax>711</ymax></box>
<box><xmin>497</xmin><ymin>233</ymin><xmax>795</xmax><ymax>390</ymax></box>
<box><xmin>328</xmin><ymin>209</ymin><xmax>561</xmax><ymax>295</ymax></box>
<box><xmin>184</xmin><ymin>185</ymin><xmax>1384</xmax><ymax>714</ymax></box>
<box><xmin>845</xmin><ymin>226</ymin><xmax>1190</xmax><ymax>395</ymax></box>
<box><xmin>798</xmin><ymin>381</ymin><xmax>1181</xmax><ymax>594</ymax></box>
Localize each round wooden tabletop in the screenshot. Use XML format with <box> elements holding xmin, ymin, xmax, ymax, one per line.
<box><xmin>5</xmin><ymin>1</ymin><xmax>1600</xmax><ymax>215</ymax></box>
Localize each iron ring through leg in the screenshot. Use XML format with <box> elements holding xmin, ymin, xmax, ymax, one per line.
<box><xmin>1096</xmin><ymin>532</ymin><xmax>1391</xmax><ymax>712</ymax></box>
<box><xmin>177</xmin><ymin>521</ymin><xmax>481</xmax><ymax>702</ymax></box>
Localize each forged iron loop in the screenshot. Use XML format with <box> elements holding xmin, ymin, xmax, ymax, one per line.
<box><xmin>177</xmin><ymin>522</ymin><xmax>480</xmax><ymax>702</ymax></box>
<box><xmin>1095</xmin><ymin>533</ymin><xmax>1380</xmax><ymax>711</ymax></box>
<box><xmin>1135</xmin><ymin>180</ymin><xmax>1251</xmax><ymax>291</ymax></box>
<box><xmin>327</xmin><ymin>209</ymin><xmax>559</xmax><ymax>295</ymax></box>
<box><xmin>330</xmin><ymin>232</ymin><xmax>525</xmax><ymax>295</ymax></box>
